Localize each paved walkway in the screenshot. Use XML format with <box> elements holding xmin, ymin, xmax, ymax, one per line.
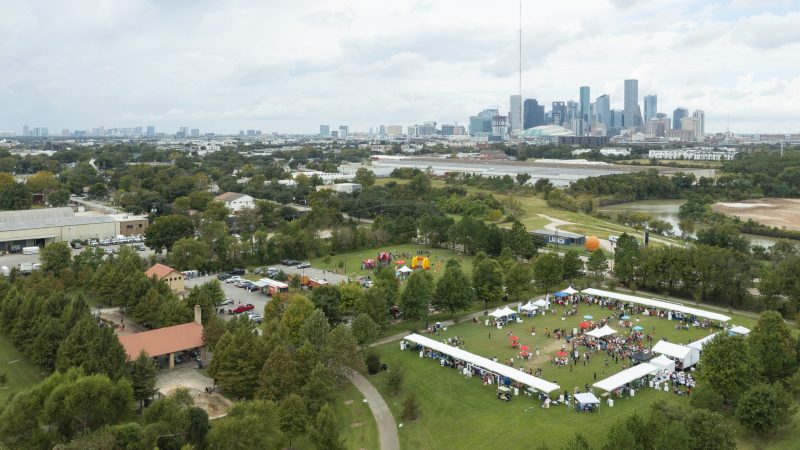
<box><xmin>347</xmin><ymin>371</ymin><xmax>400</xmax><ymax>450</ymax></box>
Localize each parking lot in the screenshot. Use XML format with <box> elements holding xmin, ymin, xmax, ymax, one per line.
<box><xmin>0</xmin><ymin>244</ymin><xmax>157</xmax><ymax>269</ymax></box>
<box><xmin>186</xmin><ymin>275</ymin><xmax>271</xmax><ymax>319</ymax></box>
<box><xmin>272</xmin><ymin>263</ymin><xmax>349</xmax><ymax>284</ymax></box>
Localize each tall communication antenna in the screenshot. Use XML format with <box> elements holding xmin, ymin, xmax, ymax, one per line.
<box><xmin>518</xmin><ymin>0</ymin><xmax>523</xmax><ymax>129</ymax></box>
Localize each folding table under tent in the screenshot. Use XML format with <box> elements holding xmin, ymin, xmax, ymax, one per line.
<box><xmin>652</xmin><ymin>340</ymin><xmax>700</xmax><ymax>368</ymax></box>
<box><xmin>574</xmin><ymin>392</ymin><xmax>601</xmax><ymax>412</ymax></box>
<box><xmin>580</xmin><ymin>288</ymin><xmax>731</xmax><ymax>322</ymax></box>
<box><xmin>593</xmin><ymin>363</ymin><xmax>659</xmax><ymax>392</ymax></box>
<box><xmin>586</xmin><ymin>325</ymin><xmax>617</xmax><ymax>339</ymax></box>
<box><xmin>402</xmin><ymin>333</ymin><xmax>560</xmax><ymax>394</ymax></box>
<box><xmin>649</xmin><ymin>354</ymin><xmax>676</xmax><ymax>374</ymax></box>
<box><xmin>688</xmin><ymin>332</ymin><xmax>720</xmax><ymax>353</ymax></box>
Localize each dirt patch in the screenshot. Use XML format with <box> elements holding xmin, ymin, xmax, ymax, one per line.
<box><xmin>524</xmin><ymin>336</ymin><xmax>564</xmax><ymax>367</ymax></box>
<box><xmin>162</xmin><ymin>387</ymin><xmax>233</xmax><ymax>419</ymax></box>
<box><xmin>712</xmin><ymin>198</ymin><xmax>800</xmax><ymax>231</ymax></box>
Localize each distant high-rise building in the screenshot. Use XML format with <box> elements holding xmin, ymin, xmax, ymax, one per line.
<box><xmin>646</xmin><ymin>117</ymin><xmax>670</xmax><ymax>137</ymax></box>
<box><xmin>692</xmin><ymin>110</ymin><xmax>705</xmax><ymax>137</ymax></box>
<box><xmin>386</xmin><ymin>125</ymin><xmax>403</xmax><ymax>136</ymax></box>
<box><xmin>579</xmin><ymin>86</ymin><xmax>591</xmax><ymax>125</ymax></box>
<box><xmin>469</xmin><ymin>109</ymin><xmax>498</xmax><ymax>136</ymax></box>
<box><xmin>624</xmin><ymin>79</ymin><xmax>639</xmax><ymax>129</ymax></box>
<box><xmin>551</xmin><ymin>101</ymin><xmax>567</xmax><ymax>126</ymax></box>
<box><xmin>330</xmin><ymin>130</ymin><xmax>338</xmax><ymax>138</ymax></box>
<box><xmin>673</xmin><ymin>107</ymin><xmax>689</xmax><ymax>130</ymax></box>
<box><xmin>681</xmin><ymin>116</ymin><xmax>703</xmax><ymax>141</ymax></box>
<box><xmin>509</xmin><ymin>95</ymin><xmax>522</xmax><ymax>133</ymax></box>
<box><xmin>61</xmin><ymin>129</ymin><xmax>70</xmax><ymax>137</ymax></box>
<box><xmin>190</xmin><ymin>128</ymin><xmax>200</xmax><ymax>137</ymax></box>
<box><xmin>566</xmin><ymin>100</ymin><xmax>579</xmax><ymax>123</ymax></box>
<box><xmin>523</xmin><ymin>99</ymin><xmax>545</xmax><ymax>129</ymax></box>
<box><xmin>378</xmin><ymin>125</ymin><xmax>386</xmax><ymax>136</ymax></box>
<box><xmin>643</xmin><ymin>95</ymin><xmax>658</xmax><ymax>123</ymax></box>
<box><xmin>22</xmin><ymin>125</ymin><xmax>30</xmax><ymax>136</ymax></box>
<box><xmin>177</xmin><ymin>127</ymin><xmax>188</xmax><ymax>138</ymax></box>
<box><xmin>246</xmin><ymin>129</ymin><xmax>257</xmax><ymax>137</ymax></box>
<box><xmin>596</xmin><ymin>94</ymin><xmax>611</xmax><ymax>126</ymax></box>
<box><xmin>146</xmin><ymin>125</ymin><xmax>155</xmax><ymax>137</ymax></box>
<box><xmin>611</xmin><ymin>109</ymin><xmax>624</xmax><ymax>129</ymax></box>
<box><xmin>338</xmin><ymin>125</ymin><xmax>349</xmax><ymax>138</ymax></box>
<box><xmin>319</xmin><ymin>125</ymin><xmax>330</xmax><ymax>136</ymax></box>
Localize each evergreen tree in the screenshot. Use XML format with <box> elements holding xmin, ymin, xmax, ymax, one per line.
<box><xmin>129</xmin><ymin>350</ymin><xmax>158</xmax><ymax>413</ymax></box>
<box><xmin>40</xmin><ymin>241</ymin><xmax>72</xmax><ymax>276</ymax></box>
<box><xmin>532</xmin><ymin>253</ymin><xmax>563</xmax><ymax>294</ymax></box>
<box><xmin>302</xmin><ymin>363</ymin><xmax>337</xmax><ymax>416</ymax></box>
<box><xmin>433</xmin><ymin>259</ymin><xmax>475</xmax><ymax>315</ymax></box>
<box><xmin>310</xmin><ymin>403</ymin><xmax>344</xmax><ymax>450</ymax></box>
<box><xmin>208</xmin><ymin>327</ymin><xmax>265</xmax><ymax>398</ymax></box>
<box><xmin>400</xmin><ymin>270</ymin><xmax>434</xmax><ymax>320</ymax></box>
<box><xmin>350</xmin><ymin>313</ymin><xmax>379</xmax><ymax>347</ymax></box>
<box><xmin>257</xmin><ymin>345</ymin><xmax>299</xmax><ymax>401</ymax></box>
<box><xmin>504</xmin><ymin>262</ymin><xmax>532</xmax><ymax>301</ymax></box>
<box><xmin>279</xmin><ymin>394</ymin><xmax>308</xmax><ymax>448</ymax></box>
<box><xmin>697</xmin><ymin>334</ymin><xmax>761</xmax><ymax>406</ymax></box>
<box><xmin>561</xmin><ymin>250</ymin><xmax>583</xmax><ymax>283</ymax></box>
<box><xmin>586</xmin><ymin>249</ymin><xmax>608</xmax><ymax>278</ymax></box>
<box><xmin>613</xmin><ymin>233</ymin><xmax>639</xmax><ymax>286</ymax></box>
<box><xmin>472</xmin><ymin>257</ymin><xmax>504</xmax><ymax>305</ymax></box>
<box><xmin>301</xmin><ymin>309</ymin><xmax>330</xmax><ymax>352</ymax></box>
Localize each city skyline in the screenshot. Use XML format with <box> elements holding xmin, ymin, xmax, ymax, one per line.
<box><xmin>1</xmin><ymin>0</ymin><xmax>799</xmax><ymax>134</ymax></box>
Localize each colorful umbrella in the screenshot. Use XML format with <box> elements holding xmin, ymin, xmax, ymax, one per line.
<box><xmin>632</xmin><ymin>325</ymin><xmax>643</xmax><ymax>331</ymax></box>
<box><xmin>579</xmin><ymin>321</ymin><xmax>592</xmax><ymax>329</ymax></box>
<box><xmin>519</xmin><ymin>344</ymin><xmax>530</xmax><ymax>352</ymax></box>
<box><xmin>555</xmin><ymin>351</ymin><xmax>568</xmax><ymax>357</ymax></box>
<box><xmin>621</xmin><ymin>315</ymin><xmax>631</xmax><ymax>320</ymax></box>
<box><xmin>394</xmin><ymin>260</ymin><xmax>406</xmax><ymax>265</ymax></box>
<box><xmin>509</xmin><ymin>335</ymin><xmax>519</xmax><ymax>342</ymax></box>
<box><xmin>583</xmin><ymin>315</ymin><xmax>593</xmax><ymax>320</ymax></box>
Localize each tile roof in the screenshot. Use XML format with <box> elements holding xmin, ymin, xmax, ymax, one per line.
<box><xmin>214</xmin><ymin>192</ymin><xmax>247</xmax><ymax>202</ymax></box>
<box><xmin>118</xmin><ymin>322</ymin><xmax>204</xmax><ymax>359</ymax></box>
<box><xmin>145</xmin><ymin>263</ymin><xmax>179</xmax><ymax>279</ymax></box>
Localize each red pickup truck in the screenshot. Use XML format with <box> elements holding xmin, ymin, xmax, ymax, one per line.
<box><xmin>230</xmin><ymin>304</ymin><xmax>255</xmax><ymax>314</ymax></box>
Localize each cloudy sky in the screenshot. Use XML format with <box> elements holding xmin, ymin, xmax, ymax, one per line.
<box><xmin>1</xmin><ymin>0</ymin><xmax>798</xmax><ymax>134</ymax></box>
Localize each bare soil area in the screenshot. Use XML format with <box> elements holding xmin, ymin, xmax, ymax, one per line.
<box><xmin>712</xmin><ymin>198</ymin><xmax>800</xmax><ymax>231</ymax></box>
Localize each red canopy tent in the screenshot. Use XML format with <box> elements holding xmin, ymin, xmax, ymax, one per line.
<box><xmin>509</xmin><ymin>335</ymin><xmax>519</xmax><ymax>348</ymax></box>
<box><xmin>579</xmin><ymin>321</ymin><xmax>592</xmax><ymax>329</ymax></box>
<box><xmin>556</xmin><ymin>350</ymin><xmax>568</xmax><ymax>357</ymax></box>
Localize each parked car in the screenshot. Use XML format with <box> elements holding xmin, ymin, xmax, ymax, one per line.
<box><xmin>296</xmin><ymin>262</ymin><xmax>311</xmax><ymax>269</ymax></box>
<box><xmin>230</xmin><ymin>304</ymin><xmax>255</xmax><ymax>314</ymax></box>
<box><xmin>247</xmin><ymin>313</ymin><xmax>263</xmax><ymax>324</ymax></box>
<box><xmin>174</xmin><ymin>355</ymin><xmax>184</xmax><ymax>364</ymax></box>
<box><xmin>246</xmin><ymin>284</ymin><xmax>260</xmax><ymax>292</ymax></box>
<box><xmin>283</xmin><ymin>259</ymin><xmax>299</xmax><ymax>266</ymax></box>
<box><xmin>226</xmin><ymin>276</ymin><xmax>242</xmax><ymax>284</ymax></box>
<box><xmin>229</xmin><ymin>268</ymin><xmax>246</xmax><ymax>276</ymax></box>
<box><xmin>254</xmin><ymin>267</ymin><xmax>265</xmax><ymax>275</ymax></box>
<box><xmin>218</xmin><ymin>298</ymin><xmax>234</xmax><ymax>306</ymax></box>
<box><xmin>266</xmin><ymin>267</ymin><xmax>279</xmax><ymax>277</ymax></box>
<box><xmin>217</xmin><ymin>272</ymin><xmax>231</xmax><ymax>281</ymax></box>
<box><xmin>104</xmin><ymin>248</ymin><xmax>114</xmax><ymax>255</ymax></box>
<box><xmin>71</xmin><ymin>241</ymin><xmax>82</xmax><ymax>249</ymax></box>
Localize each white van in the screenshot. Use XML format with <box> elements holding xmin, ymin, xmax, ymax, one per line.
<box><xmin>22</xmin><ymin>246</ymin><xmax>40</xmax><ymax>255</ymax></box>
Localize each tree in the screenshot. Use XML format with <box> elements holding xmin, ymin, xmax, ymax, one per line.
<box><xmin>168</xmin><ymin>238</ymin><xmax>212</xmax><ymax>271</ymax></box>
<box><xmin>55</xmin><ymin>317</ymin><xmax>128</xmax><ymax>381</ymax></box>
<box><xmin>561</xmin><ymin>250</ymin><xmax>583</xmax><ymax>283</ymax></box>
<box><xmin>400</xmin><ymin>270</ymin><xmax>434</xmax><ymax>320</ymax></box>
<box><xmin>144</xmin><ymin>214</ymin><xmax>195</xmax><ymax>253</ymax></box>
<box><xmin>257</xmin><ymin>345</ymin><xmax>299</xmax><ymax>401</ymax></box>
<box><xmin>433</xmin><ymin>259</ymin><xmax>475</xmax><ymax>315</ymax></box>
<box><xmin>27</xmin><ymin>171</ymin><xmax>60</xmax><ymax>193</ymax></box>
<box><xmin>279</xmin><ymin>394</ymin><xmax>307</xmax><ymax>448</ymax></box>
<box><xmin>365</xmin><ymin>350</ymin><xmax>382</xmax><ymax>374</ymax></box>
<box><xmin>281</xmin><ymin>295</ymin><xmax>315</xmax><ymax>345</ymax></box>
<box><xmin>187</xmin><ymin>406</ymin><xmax>210</xmax><ymax>447</ymax></box>
<box><xmin>129</xmin><ymin>350</ymin><xmax>158</xmax><ymax>413</ymax></box>
<box><xmin>613</xmin><ymin>233</ymin><xmax>639</xmax><ymax>286</ymax></box>
<box><xmin>586</xmin><ymin>249</ymin><xmax>608</xmax><ymax>278</ymax></box>
<box><xmin>696</xmin><ymin>334</ymin><xmax>761</xmax><ymax>406</ymax></box>
<box><xmin>402</xmin><ymin>392</ymin><xmax>421</xmax><ymax>421</ymax></box>
<box><xmin>358</xmin><ymin>279</ymin><xmax>395</xmax><ymax>326</ymax></box>
<box><xmin>504</xmin><ymin>262</ymin><xmax>532</xmax><ymax>301</ymax></box>
<box><xmin>40</xmin><ymin>241</ymin><xmax>72</xmax><ymax>276</ymax></box>
<box><xmin>747</xmin><ymin>310</ymin><xmax>798</xmax><ymax>383</ymax></box>
<box><xmin>48</xmin><ymin>189</ymin><xmax>71</xmax><ymax>207</ymax></box>
<box><xmin>350</xmin><ymin>313</ymin><xmax>379</xmax><ymax>347</ymax></box>
<box><xmin>735</xmin><ymin>383</ymin><xmax>797</xmax><ymax>435</ymax></box>
<box><xmin>208</xmin><ymin>327</ymin><xmax>265</xmax><ymax>398</ymax></box>
<box><xmin>311</xmin><ymin>285</ymin><xmax>343</xmax><ymax>325</ymax></box>
<box><xmin>302</xmin><ymin>363</ymin><xmax>337</xmax><ymax>416</ymax></box>
<box><xmin>0</xmin><ymin>182</ymin><xmax>31</xmax><ymax>210</ymax></box>
<box><xmin>685</xmin><ymin>408</ymin><xmax>736</xmax><ymax>450</ymax></box>
<box><xmin>206</xmin><ymin>400</ymin><xmax>284</xmax><ymax>450</ymax></box>
<box><xmin>561</xmin><ymin>432</ymin><xmax>592</xmax><ymax>450</ymax></box>
<box><xmin>354</xmin><ymin>167</ymin><xmax>376</xmax><ymax>187</ymax></box>
<box><xmin>385</xmin><ymin>364</ymin><xmax>405</xmax><ymax>396</ymax></box>
<box><xmin>88</xmin><ymin>182</ymin><xmax>108</xmax><ymax>199</ymax></box>
<box><xmin>532</xmin><ymin>253</ymin><xmax>562</xmax><ymax>294</ymax></box>
<box><xmin>310</xmin><ymin>403</ymin><xmax>344</xmax><ymax>450</ymax></box>
<box><xmin>516</xmin><ymin>172</ymin><xmax>531</xmax><ymax>186</ymax></box>
<box><xmin>472</xmin><ymin>257</ymin><xmax>504</xmax><ymax>305</ymax></box>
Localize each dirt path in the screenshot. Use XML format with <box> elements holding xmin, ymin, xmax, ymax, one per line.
<box><xmin>346</xmin><ymin>371</ymin><xmax>400</xmax><ymax>450</ymax></box>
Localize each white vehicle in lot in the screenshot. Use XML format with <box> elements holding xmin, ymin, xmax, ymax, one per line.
<box><xmin>247</xmin><ymin>313</ymin><xmax>263</xmax><ymax>324</ymax></box>
<box><xmin>226</xmin><ymin>276</ymin><xmax>243</xmax><ymax>284</ymax></box>
<box><xmin>608</xmin><ymin>235</ymin><xmax>619</xmax><ymax>244</ymax></box>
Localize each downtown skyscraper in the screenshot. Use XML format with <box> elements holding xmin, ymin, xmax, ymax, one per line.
<box><xmin>624</xmin><ymin>79</ymin><xmax>639</xmax><ymax>129</ymax></box>
<box><xmin>643</xmin><ymin>95</ymin><xmax>658</xmax><ymax>123</ymax></box>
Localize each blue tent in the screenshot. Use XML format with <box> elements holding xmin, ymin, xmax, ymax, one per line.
<box><xmin>553</xmin><ymin>292</ymin><xmax>569</xmax><ymax>298</ymax></box>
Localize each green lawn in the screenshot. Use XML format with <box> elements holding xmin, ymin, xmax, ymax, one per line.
<box><xmin>0</xmin><ymin>334</ymin><xmax>43</xmax><ymax>405</ymax></box>
<box><xmin>367</xmin><ymin>303</ymin><xmax>795</xmax><ymax>449</ymax></box>
<box><xmin>311</xmin><ymin>244</ymin><xmax>473</xmax><ymax>282</ymax></box>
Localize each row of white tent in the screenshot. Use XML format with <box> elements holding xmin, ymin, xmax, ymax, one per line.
<box><xmin>580</xmin><ymin>288</ymin><xmax>732</xmax><ymax>322</ymax></box>
<box><xmin>403</xmin><ymin>333</ymin><xmax>561</xmax><ymax>393</ymax></box>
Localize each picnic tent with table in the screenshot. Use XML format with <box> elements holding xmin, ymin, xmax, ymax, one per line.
<box><xmin>650</xmin><ymin>354</ymin><xmax>676</xmax><ymax>374</ymax></box>
<box><xmin>580</xmin><ymin>288</ymin><xmax>732</xmax><ymax>323</ymax></box>
<box><xmin>652</xmin><ymin>340</ymin><xmax>700</xmax><ymax>369</ymax></box>
<box><xmin>688</xmin><ymin>332</ymin><xmax>720</xmax><ymax>353</ymax></box>
<box><xmin>594</xmin><ymin>363</ymin><xmax>659</xmax><ymax>394</ymax></box>
<box><xmin>574</xmin><ymin>392</ymin><xmax>601</xmax><ymax>412</ymax></box>
<box><xmin>402</xmin><ymin>333</ymin><xmax>560</xmax><ymax>394</ymax></box>
<box><xmin>519</xmin><ymin>301</ymin><xmax>538</xmax><ymax>313</ymax></box>
<box><xmin>586</xmin><ymin>325</ymin><xmax>617</xmax><ymax>339</ymax></box>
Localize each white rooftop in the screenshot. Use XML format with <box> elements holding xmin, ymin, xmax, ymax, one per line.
<box><xmin>652</xmin><ymin>340</ymin><xmax>695</xmax><ymax>360</ymax></box>
<box><xmin>581</xmin><ymin>288</ymin><xmax>731</xmax><ymax>322</ymax></box>
<box><xmin>593</xmin><ymin>363</ymin><xmax>658</xmax><ymax>392</ymax></box>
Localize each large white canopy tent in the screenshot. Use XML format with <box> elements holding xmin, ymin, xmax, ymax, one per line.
<box><xmin>650</xmin><ymin>354</ymin><xmax>676</xmax><ymax>374</ymax></box>
<box><xmin>499</xmin><ymin>306</ymin><xmax>516</xmax><ymax>317</ymax></box>
<box><xmin>729</xmin><ymin>325</ymin><xmax>751</xmax><ymax>336</ymax></box>
<box><xmin>593</xmin><ymin>363</ymin><xmax>659</xmax><ymax>392</ymax></box>
<box><xmin>688</xmin><ymin>333</ymin><xmax>720</xmax><ymax>352</ymax></box>
<box><xmin>488</xmin><ymin>309</ymin><xmax>507</xmax><ymax>319</ymax></box>
<box><xmin>519</xmin><ymin>302</ymin><xmax>537</xmax><ymax>312</ymax></box>
<box><xmin>581</xmin><ymin>288</ymin><xmax>731</xmax><ymax>322</ymax></box>
<box><xmin>574</xmin><ymin>392</ymin><xmax>600</xmax><ymax>404</ymax></box>
<box><xmin>561</xmin><ymin>286</ymin><xmax>579</xmax><ymax>295</ymax></box>
<box><xmin>586</xmin><ymin>325</ymin><xmax>617</xmax><ymax>339</ymax></box>
<box><xmin>652</xmin><ymin>340</ymin><xmax>700</xmax><ymax>368</ymax></box>
<box><xmin>403</xmin><ymin>333</ymin><xmax>561</xmax><ymax>393</ymax></box>
<box><xmin>532</xmin><ymin>299</ymin><xmax>549</xmax><ymax>308</ymax></box>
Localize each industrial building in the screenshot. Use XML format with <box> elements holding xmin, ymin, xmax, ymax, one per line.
<box><xmin>0</xmin><ymin>207</ymin><xmax>148</xmax><ymax>253</ymax></box>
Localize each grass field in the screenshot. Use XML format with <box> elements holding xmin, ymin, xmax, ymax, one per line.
<box><xmin>367</xmin><ymin>303</ymin><xmax>797</xmax><ymax>449</ymax></box>
<box><xmin>0</xmin><ymin>334</ymin><xmax>43</xmax><ymax>405</ymax></box>
<box><xmin>311</xmin><ymin>244</ymin><xmax>473</xmax><ymax>282</ymax></box>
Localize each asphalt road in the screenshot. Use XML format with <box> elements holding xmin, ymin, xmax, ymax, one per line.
<box><xmin>272</xmin><ymin>263</ymin><xmax>349</xmax><ymax>284</ymax></box>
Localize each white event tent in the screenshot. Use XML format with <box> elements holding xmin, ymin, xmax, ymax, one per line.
<box><xmin>594</xmin><ymin>363</ymin><xmax>659</xmax><ymax>392</ymax></box>
<box><xmin>403</xmin><ymin>333</ymin><xmax>560</xmax><ymax>393</ymax></box>
<box><xmin>532</xmin><ymin>299</ymin><xmax>549</xmax><ymax>308</ymax></box>
<box><xmin>519</xmin><ymin>302</ymin><xmax>537</xmax><ymax>312</ymax></box>
<box><xmin>650</xmin><ymin>354</ymin><xmax>676</xmax><ymax>374</ymax></box>
<box><xmin>562</xmin><ymin>286</ymin><xmax>579</xmax><ymax>295</ymax></box>
<box><xmin>652</xmin><ymin>340</ymin><xmax>700</xmax><ymax>368</ymax></box>
<box><xmin>586</xmin><ymin>325</ymin><xmax>617</xmax><ymax>339</ymax></box>
<box><xmin>729</xmin><ymin>325</ymin><xmax>751</xmax><ymax>336</ymax></box>
<box><xmin>396</xmin><ymin>266</ymin><xmax>412</xmax><ymax>274</ymax></box>
<box><xmin>688</xmin><ymin>333</ymin><xmax>720</xmax><ymax>352</ymax></box>
<box><xmin>581</xmin><ymin>288</ymin><xmax>731</xmax><ymax>322</ymax></box>
<box><xmin>499</xmin><ymin>306</ymin><xmax>516</xmax><ymax>316</ymax></box>
<box><xmin>488</xmin><ymin>308</ymin><xmax>507</xmax><ymax>319</ymax></box>
<box><xmin>574</xmin><ymin>392</ymin><xmax>600</xmax><ymax>405</ymax></box>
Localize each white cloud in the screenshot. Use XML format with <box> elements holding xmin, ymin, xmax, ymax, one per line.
<box><xmin>0</xmin><ymin>0</ymin><xmax>797</xmax><ymax>133</ymax></box>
